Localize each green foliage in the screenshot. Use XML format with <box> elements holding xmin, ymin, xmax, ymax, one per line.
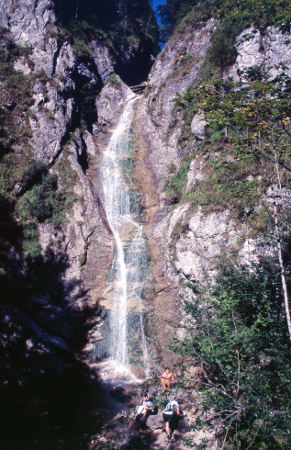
<box><xmin>185</xmin><ymin>280</ymin><xmax>201</xmax><ymax>294</ymax></box>
<box><xmin>160</xmin><ymin>0</ymin><xmax>290</xmax><ymax>77</ymax></box>
<box><xmin>205</xmin><ymin>23</ymin><xmax>238</xmax><ymax>74</ymax></box>
<box><xmin>170</xmin><ymin>262</ymin><xmax>291</xmax><ymax>448</ymax></box>
<box><xmin>158</xmin><ymin>0</ymin><xmax>198</xmax><ymax>39</ymax></box>
<box><xmin>160</xmin><ymin>0</ymin><xmax>291</xmax><ymax>38</ymax></box>
<box><xmin>17</xmin><ymin>156</ymin><xmax>78</xmax><ymax>225</ymax></box>
<box><xmin>182</xmin><ymin>160</ymin><xmax>261</xmax><ymax>218</ymax></box>
<box><xmin>164</xmin><ymin>154</ymin><xmax>191</xmax><ymax>202</ymax></box>
<box><xmin>19</xmin><ymin>158</ymin><xmax>47</xmax><ymax>193</ymax></box>
<box><xmin>166</xmin><ymin>70</ymin><xmax>291</xmax><ymax>225</ymax></box>
<box><xmin>72</xmin><ymin>38</ymin><xmax>92</xmax><ymax>57</ymax></box>
<box><xmin>25</xmin><ymin>173</ymin><xmax>58</xmax><ymax>222</ymax></box>
<box><xmin>105</xmin><ymin>74</ymin><xmax>122</xmax><ymax>89</ymax></box>
<box><xmin>53</xmin><ymin>154</ymin><xmax>78</xmax><ymax>223</ymax></box>
<box><xmin>22</xmin><ymin>224</ymin><xmax>42</xmax><ymax>258</ymax></box>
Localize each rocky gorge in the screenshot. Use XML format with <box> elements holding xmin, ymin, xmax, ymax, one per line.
<box><xmin>0</xmin><ymin>0</ymin><xmax>290</xmax><ymax>449</ymax></box>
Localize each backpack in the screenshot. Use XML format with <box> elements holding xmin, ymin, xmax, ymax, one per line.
<box><xmin>163</xmin><ymin>400</ymin><xmax>178</xmax><ymax>415</ymax></box>
<box><xmin>150</xmin><ymin>404</ymin><xmax>158</xmax><ymax>415</ymax></box>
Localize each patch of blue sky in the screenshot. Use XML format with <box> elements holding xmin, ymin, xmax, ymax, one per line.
<box><xmin>150</xmin><ymin>0</ymin><xmax>165</xmax><ymax>26</ymax></box>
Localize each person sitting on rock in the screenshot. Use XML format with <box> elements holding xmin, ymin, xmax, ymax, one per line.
<box><xmin>161</xmin><ymin>367</ymin><xmax>175</xmax><ymax>392</ymax></box>
<box><xmin>162</xmin><ymin>398</ymin><xmax>181</xmax><ymax>440</ymax></box>
<box><xmin>134</xmin><ymin>394</ymin><xmax>154</xmax><ymax>430</ymax></box>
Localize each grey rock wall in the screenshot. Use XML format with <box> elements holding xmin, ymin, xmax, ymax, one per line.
<box><xmin>143</xmin><ymin>19</ymin><xmax>217</xmax><ymax>195</ymax></box>
<box><xmin>0</xmin><ymin>0</ymin><xmax>58</xmax><ymax>76</ymax></box>
<box><xmin>227</xmin><ymin>26</ymin><xmax>291</xmax><ymax>80</ymax></box>
<box><xmin>0</xmin><ymin>0</ymin><xmax>133</xmax><ymax>308</ymax></box>
<box><xmin>137</xmin><ymin>18</ymin><xmax>291</xmax><ymax>365</ymax></box>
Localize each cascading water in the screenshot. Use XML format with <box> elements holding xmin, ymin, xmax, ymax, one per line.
<box><xmin>95</xmin><ymin>94</ymin><xmax>150</xmax><ymax>382</ymax></box>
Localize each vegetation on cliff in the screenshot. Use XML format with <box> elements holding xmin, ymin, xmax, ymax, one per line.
<box><xmin>159</xmin><ymin>0</ymin><xmax>290</xmax><ymax>37</ymax></box>
<box><xmin>0</xmin><ymin>30</ymin><xmax>76</xmax><ymax>260</ymax></box>
<box><xmin>160</xmin><ymin>1</ymin><xmax>290</xmax><ymax>75</ymax></box>
<box><xmin>171</xmin><ymin>261</ymin><xmax>291</xmax><ymax>448</ymax></box>
<box><xmin>159</xmin><ymin>1</ymin><xmax>291</xmax><ymax>447</ymax></box>
<box><xmin>167</xmin><ymin>68</ymin><xmax>290</xmax><ymax>220</ymax></box>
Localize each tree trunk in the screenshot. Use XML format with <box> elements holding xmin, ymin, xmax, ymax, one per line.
<box><xmin>271</xmin><ymin>145</ymin><xmax>291</xmax><ymax>341</ymax></box>
<box><xmin>273</xmin><ymin>200</ymin><xmax>291</xmax><ymax>341</ymax></box>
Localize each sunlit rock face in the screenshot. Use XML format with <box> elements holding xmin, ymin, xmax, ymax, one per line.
<box><xmin>134</xmin><ymin>16</ymin><xmax>291</xmax><ymax>370</ymax></box>
<box><xmin>143</xmin><ymin>19</ymin><xmax>217</xmax><ymax>193</ymax></box>
<box><xmin>226</xmin><ymin>26</ymin><xmax>291</xmax><ymax>81</ymax></box>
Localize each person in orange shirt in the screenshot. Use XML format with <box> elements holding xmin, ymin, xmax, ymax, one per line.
<box><xmin>161</xmin><ymin>367</ymin><xmax>175</xmax><ymax>392</ymax></box>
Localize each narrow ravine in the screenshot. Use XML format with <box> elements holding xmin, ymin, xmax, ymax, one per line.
<box><xmin>94</xmin><ymin>94</ymin><xmax>150</xmax><ymax>383</ymax></box>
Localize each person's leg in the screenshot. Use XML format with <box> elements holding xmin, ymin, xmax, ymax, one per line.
<box><xmin>170</xmin><ymin>415</ymin><xmax>178</xmax><ymax>439</ymax></box>
<box><xmin>163</xmin><ymin>414</ymin><xmax>171</xmax><ymax>438</ymax></box>
<box><xmin>134</xmin><ymin>413</ymin><xmax>142</xmax><ymax>430</ymax></box>
<box><xmin>161</xmin><ymin>378</ymin><xmax>166</xmax><ymax>391</ymax></box>
<box><xmin>165</xmin><ymin>421</ymin><xmax>171</xmax><ymax>437</ymax></box>
<box><xmin>140</xmin><ymin>411</ymin><xmax>149</xmax><ymax>427</ymax></box>
<box><xmin>135</xmin><ymin>413</ymin><xmax>146</xmax><ymax>431</ymax></box>
<box><xmin>165</xmin><ymin>380</ymin><xmax>171</xmax><ymax>391</ymax></box>
<box><xmin>135</xmin><ymin>413</ymin><xmax>142</xmax><ymax>424</ymax></box>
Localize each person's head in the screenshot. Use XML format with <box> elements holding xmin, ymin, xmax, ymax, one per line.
<box><xmin>143</xmin><ymin>394</ymin><xmax>149</xmax><ymax>401</ymax></box>
<box><xmin>164</xmin><ymin>367</ymin><xmax>170</xmax><ymax>374</ymax></box>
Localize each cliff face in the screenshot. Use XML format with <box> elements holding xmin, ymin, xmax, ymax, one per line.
<box><xmin>1</xmin><ymin>0</ymin><xmax>289</xmax><ymax>382</ymax></box>
<box><xmin>130</xmin><ymin>14</ymin><xmax>290</xmax><ymax>447</ymax></box>
<box><xmin>0</xmin><ymin>1</ymin><xmax>290</xmax><ymax>448</ymax></box>
<box><xmin>0</xmin><ymin>0</ymin><xmax>157</xmax><ymax>386</ymax></box>
<box><xmin>135</xmin><ymin>17</ymin><xmax>291</xmax><ymax>364</ymax></box>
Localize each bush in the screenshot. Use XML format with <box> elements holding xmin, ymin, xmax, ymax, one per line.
<box><xmin>24</xmin><ymin>173</ymin><xmax>57</xmax><ymax>222</ymax></box>
<box><xmin>18</xmin><ymin>159</ymin><xmax>47</xmax><ymax>194</ymax></box>
<box><xmin>22</xmin><ymin>224</ymin><xmax>42</xmax><ymax>258</ymax></box>
<box><xmin>72</xmin><ymin>39</ymin><xmax>92</xmax><ymax>57</ymax></box>
<box><xmin>170</xmin><ymin>262</ymin><xmax>291</xmax><ymax>448</ymax></box>
<box><xmin>164</xmin><ymin>156</ymin><xmax>191</xmax><ymax>202</ymax></box>
<box><xmin>105</xmin><ymin>74</ymin><xmax>122</xmax><ymax>89</ymax></box>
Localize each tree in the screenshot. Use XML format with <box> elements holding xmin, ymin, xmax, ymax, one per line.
<box><xmin>170</xmin><ymin>263</ymin><xmax>291</xmax><ymax>448</ymax></box>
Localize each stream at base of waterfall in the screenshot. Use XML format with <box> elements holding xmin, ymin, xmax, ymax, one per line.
<box><xmin>90</xmin><ymin>94</ymin><xmax>150</xmax><ymax>386</ymax></box>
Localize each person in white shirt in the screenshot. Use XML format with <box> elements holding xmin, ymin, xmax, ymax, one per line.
<box><xmin>134</xmin><ymin>394</ymin><xmax>154</xmax><ymax>430</ymax></box>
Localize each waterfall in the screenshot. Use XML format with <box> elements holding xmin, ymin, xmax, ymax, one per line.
<box><xmin>97</xmin><ymin>95</ymin><xmax>150</xmax><ymax>381</ymax></box>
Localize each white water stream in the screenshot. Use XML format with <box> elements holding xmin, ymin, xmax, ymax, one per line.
<box><xmin>98</xmin><ymin>95</ymin><xmax>150</xmax><ymax>382</ymax></box>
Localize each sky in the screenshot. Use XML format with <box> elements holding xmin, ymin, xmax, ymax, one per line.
<box><xmin>151</xmin><ymin>0</ymin><xmax>165</xmax><ymax>25</ymax></box>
